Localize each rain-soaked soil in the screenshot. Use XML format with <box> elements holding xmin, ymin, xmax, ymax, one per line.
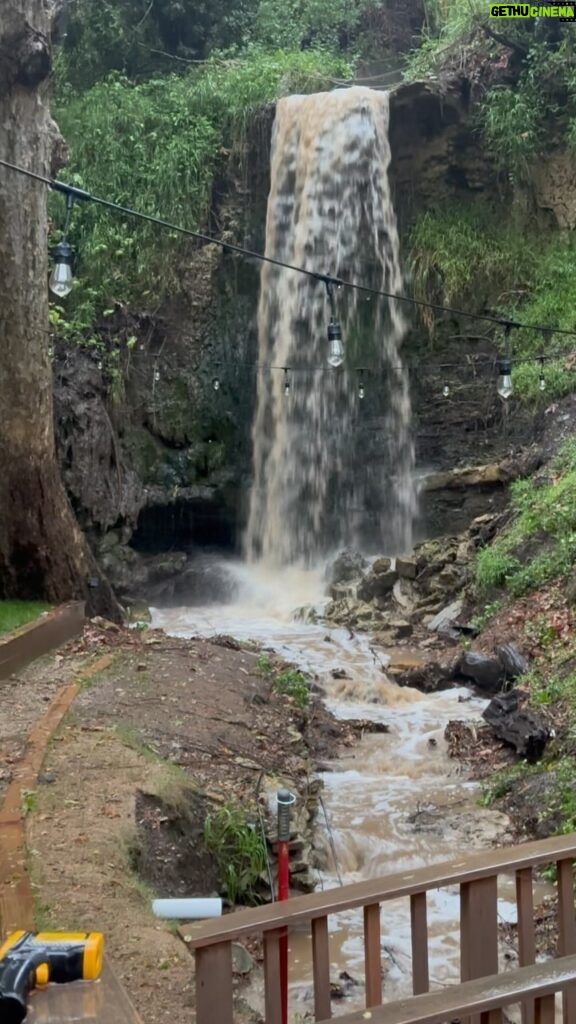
<box><xmin>4</xmin><ymin>621</ymin><xmax>371</xmax><ymax>1023</ymax></box>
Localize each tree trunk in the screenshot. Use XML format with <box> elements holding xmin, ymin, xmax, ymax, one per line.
<box><xmin>0</xmin><ymin>0</ymin><xmax>121</xmax><ymax>620</ymax></box>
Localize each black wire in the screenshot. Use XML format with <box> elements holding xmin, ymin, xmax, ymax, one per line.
<box><xmin>2</xmin><ymin>156</ymin><xmax>576</xmax><ymax>340</ymax></box>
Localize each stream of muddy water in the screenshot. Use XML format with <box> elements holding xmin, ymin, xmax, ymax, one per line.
<box><xmin>151</xmin><ymin>562</ymin><xmax>548</xmax><ymax>1019</ymax></box>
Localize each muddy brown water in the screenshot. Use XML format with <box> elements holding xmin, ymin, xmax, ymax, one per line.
<box><xmin>151</xmin><ymin>562</ymin><xmax>551</xmax><ymax>1020</ymax></box>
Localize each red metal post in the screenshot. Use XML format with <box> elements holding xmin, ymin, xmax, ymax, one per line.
<box><xmin>277</xmin><ymin>790</ymin><xmax>295</xmax><ymax>1024</ymax></box>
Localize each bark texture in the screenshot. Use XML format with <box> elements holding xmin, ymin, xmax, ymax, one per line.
<box><xmin>0</xmin><ymin>0</ymin><xmax>120</xmax><ymax>618</ymax></box>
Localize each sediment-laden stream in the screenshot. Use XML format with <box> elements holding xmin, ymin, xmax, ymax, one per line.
<box><xmin>151</xmin><ymin>562</ymin><xmax>545</xmax><ymax>1019</ymax></box>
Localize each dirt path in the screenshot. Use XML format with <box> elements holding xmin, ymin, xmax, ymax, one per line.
<box><xmin>5</xmin><ymin>622</ymin><xmax>361</xmax><ymax>1023</ymax></box>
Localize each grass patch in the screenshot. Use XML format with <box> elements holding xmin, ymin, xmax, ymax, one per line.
<box><xmin>272</xmin><ymin>669</ymin><xmax>310</xmax><ymax>708</ymax></box>
<box><xmin>408</xmin><ymin>202</ymin><xmax>576</xmax><ymax>404</ymax></box>
<box><xmin>204</xmin><ymin>800</ymin><xmax>267</xmax><ymax>905</ymax></box>
<box><xmin>255</xmin><ymin>653</ymin><xmax>310</xmax><ymax>707</ymax></box>
<box><xmin>474</xmin><ymin>440</ymin><xmax>576</xmax><ymax>597</ymax></box>
<box><xmin>0</xmin><ymin>600</ymin><xmax>50</xmax><ymax>635</ymax></box>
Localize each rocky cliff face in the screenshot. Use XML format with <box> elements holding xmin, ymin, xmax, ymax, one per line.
<box><xmin>54</xmin><ymin>78</ymin><xmax>547</xmax><ymax>589</ymax></box>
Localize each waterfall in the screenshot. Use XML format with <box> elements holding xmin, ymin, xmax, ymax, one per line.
<box><xmin>245</xmin><ymin>87</ymin><xmax>415</xmax><ymax>568</ymax></box>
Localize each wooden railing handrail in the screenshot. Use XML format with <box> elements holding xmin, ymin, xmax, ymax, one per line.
<box><xmin>316</xmin><ymin>955</ymin><xmax>576</xmax><ymax>1024</ymax></box>
<box><xmin>186</xmin><ymin>832</ymin><xmax>576</xmax><ymax>948</ymax></box>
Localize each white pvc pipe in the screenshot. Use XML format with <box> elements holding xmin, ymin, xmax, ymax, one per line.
<box><xmin>152</xmin><ymin>898</ymin><xmax>223</xmax><ymax>919</ymax></box>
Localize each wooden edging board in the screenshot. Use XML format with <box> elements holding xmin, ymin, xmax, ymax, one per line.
<box><xmin>0</xmin><ymin>601</ymin><xmax>86</xmax><ymax>681</ymax></box>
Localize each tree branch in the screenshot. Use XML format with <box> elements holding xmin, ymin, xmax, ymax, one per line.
<box><xmin>482</xmin><ymin>24</ymin><xmax>529</xmax><ymax>56</ymax></box>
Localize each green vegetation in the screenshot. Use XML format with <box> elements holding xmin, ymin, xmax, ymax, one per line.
<box><xmin>409</xmin><ymin>204</ymin><xmax>576</xmax><ymax>403</ymax></box>
<box><xmin>404</xmin><ymin>5</ymin><xmax>576</xmax><ymax>180</ymax></box>
<box><xmin>475</xmin><ymin>441</ymin><xmax>576</xmax><ymax>596</ymax></box>
<box><xmin>53</xmin><ymin>50</ymin><xmax>351</xmax><ymax>328</ymax></box>
<box><xmin>0</xmin><ymin>600</ymin><xmax>50</xmax><ymax>634</ymax></box>
<box><xmin>54</xmin><ymin>0</ymin><xmax>368</xmax><ymax>93</ymax></box>
<box><xmin>255</xmin><ymin>653</ymin><xmax>310</xmax><ymax>706</ymax></box>
<box><xmin>204</xmin><ymin>800</ymin><xmax>268</xmax><ymax>904</ymax></box>
<box><xmin>272</xmin><ymin>669</ymin><xmax>310</xmax><ymax>707</ymax></box>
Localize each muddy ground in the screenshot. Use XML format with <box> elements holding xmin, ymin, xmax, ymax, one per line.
<box><xmin>2</xmin><ymin>622</ymin><xmax>375</xmax><ymax>1023</ymax></box>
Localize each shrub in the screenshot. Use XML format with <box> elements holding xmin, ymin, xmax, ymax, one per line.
<box><xmin>204</xmin><ymin>800</ymin><xmax>268</xmax><ymax>905</ymax></box>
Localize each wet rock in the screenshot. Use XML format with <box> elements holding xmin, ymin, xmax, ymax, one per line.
<box><xmin>427</xmin><ymin>599</ymin><xmax>463</xmax><ymax>633</ymax></box>
<box><xmin>396</xmin><ymin>555</ymin><xmax>417</xmax><ymax>579</ymax></box>
<box><xmin>99</xmin><ymin>544</ymin><xmax>150</xmax><ymax>598</ymax></box>
<box><xmin>164</xmin><ymin>558</ymin><xmax>239</xmax><ymax>604</ymax></box>
<box><xmin>294</xmin><ymin>604</ymin><xmax>319</xmax><ymax>624</ymax></box>
<box><xmin>391</xmin><ymin>660</ymin><xmax>456</xmax><ymax>693</ymax></box>
<box><xmin>482</xmin><ymin>690</ymin><xmax>549</xmax><ymax>763</ymax></box>
<box><xmin>330</xmin><ymin>582</ymin><xmax>357</xmax><ymax>601</ymax></box>
<box><xmin>388</xmin><ymin>618</ymin><xmax>413</xmax><ymax>639</ymax></box>
<box><xmin>357</xmin><ymin>563</ymin><xmax>398</xmax><ymax>602</ymax></box>
<box><xmin>456</xmin><ymin>650</ymin><xmax>505</xmax><ymax>693</ymax></box>
<box><xmin>495</xmin><ymin>643</ymin><xmax>529</xmax><ymax>680</ymax></box>
<box><xmin>392</xmin><ymin>577</ymin><xmax>417</xmax><ymax>614</ymax></box>
<box><xmin>146</xmin><ymin>551</ymin><xmax>187</xmax><ymax>583</ymax></box>
<box><xmin>331</xmin><ymin>668</ymin><xmax>350</xmax><ymax>679</ymax></box>
<box><xmin>232</xmin><ymin>943</ymin><xmax>254</xmax><ymax>975</ymax></box>
<box><xmin>326</xmin><ymin>549</ymin><xmax>368</xmax><ymax>586</ymax></box>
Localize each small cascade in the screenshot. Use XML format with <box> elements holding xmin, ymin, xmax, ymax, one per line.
<box><xmin>244</xmin><ymin>87</ymin><xmax>416</xmax><ymax>568</ymax></box>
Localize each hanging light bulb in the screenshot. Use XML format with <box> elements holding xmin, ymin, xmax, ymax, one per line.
<box><xmin>358</xmin><ymin>370</ymin><xmax>365</xmax><ymax>400</ymax></box>
<box><xmin>325</xmin><ymin>279</ymin><xmax>344</xmax><ymax>367</ymax></box>
<box><xmin>539</xmin><ymin>357</ymin><xmax>546</xmax><ymax>391</ymax></box>
<box><xmin>443</xmin><ymin>382</ymin><xmax>450</xmax><ymax>398</ymax></box>
<box><xmin>49</xmin><ymin>239</ymin><xmax>73</xmax><ymax>297</ymax></box>
<box><xmin>47</xmin><ymin>344</ymin><xmax>54</xmax><ymax>360</ymax></box>
<box><xmin>49</xmin><ymin>192</ymin><xmax>75</xmax><ymax>297</ymax></box>
<box><xmin>154</xmin><ymin>368</ymin><xmax>160</xmax><ymax>383</ymax></box>
<box><xmin>212</xmin><ymin>376</ymin><xmax>220</xmax><ymax>391</ymax></box>
<box><xmin>283</xmin><ymin>368</ymin><xmax>291</xmax><ymax>396</ymax></box>
<box><xmin>497</xmin><ymin>356</ymin><xmax>513</xmax><ymax>400</ymax></box>
<box><xmin>97</xmin><ymin>359</ymin><xmax>103</xmax><ymax>371</ymax></box>
<box><xmin>327</xmin><ymin>319</ymin><xmax>344</xmax><ymax>367</ymax></box>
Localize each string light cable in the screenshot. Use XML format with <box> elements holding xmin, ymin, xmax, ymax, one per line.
<box><xmin>2</xmin><ymin>157</ymin><xmax>576</xmax><ymax>342</ymax></box>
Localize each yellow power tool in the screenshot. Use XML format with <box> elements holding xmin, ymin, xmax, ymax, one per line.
<box><xmin>0</xmin><ymin>930</ymin><xmax>103</xmax><ymax>1023</ymax></box>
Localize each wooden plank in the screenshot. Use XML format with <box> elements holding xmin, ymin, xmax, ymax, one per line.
<box><xmin>0</xmin><ymin>602</ymin><xmax>85</xmax><ymax>680</ymax></box>
<box><xmin>364</xmin><ymin>903</ymin><xmax>382</xmax><ymax>1007</ymax></box>
<box><xmin>185</xmin><ymin>833</ymin><xmax>576</xmax><ymax>949</ymax></box>
<box><xmin>461</xmin><ymin>876</ymin><xmax>500</xmax><ymax>1024</ymax></box>
<box><xmin>556</xmin><ymin>857</ymin><xmax>576</xmax><ymax>1022</ymax></box>
<box><xmin>516</xmin><ymin>867</ymin><xmax>536</xmax><ymax>1024</ymax></box>
<box><xmin>263</xmin><ymin>930</ymin><xmax>283</xmax><ymax>1024</ymax></box>
<box><xmin>28</xmin><ymin>960</ymin><xmax>142</xmax><ymax>1023</ymax></box>
<box><xmin>312</xmin><ymin>915</ymin><xmax>331</xmax><ymax>1021</ymax></box>
<box><xmin>410</xmin><ymin>892</ymin><xmax>429</xmax><ymax>995</ymax></box>
<box><xmin>195</xmin><ymin>941</ymin><xmax>233</xmax><ymax>1024</ymax></box>
<box><xmin>314</xmin><ymin>955</ymin><xmax>576</xmax><ymax>1024</ymax></box>
<box><xmin>534</xmin><ymin>994</ymin><xmax>555</xmax><ymax>1024</ymax></box>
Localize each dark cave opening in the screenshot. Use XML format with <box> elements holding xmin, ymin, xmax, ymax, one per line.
<box><xmin>131</xmin><ymin>498</ymin><xmax>238</xmax><ymax>555</ymax></box>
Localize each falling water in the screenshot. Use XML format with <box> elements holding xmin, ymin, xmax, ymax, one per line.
<box><xmin>244</xmin><ymin>87</ymin><xmax>416</xmax><ymax>567</ymax></box>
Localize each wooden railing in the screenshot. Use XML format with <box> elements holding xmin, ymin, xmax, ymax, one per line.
<box><xmin>322</xmin><ymin>955</ymin><xmax>576</xmax><ymax>1024</ymax></box>
<box><xmin>186</xmin><ymin>833</ymin><xmax>576</xmax><ymax>1024</ymax></box>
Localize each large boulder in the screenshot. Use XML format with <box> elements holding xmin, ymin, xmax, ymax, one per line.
<box><xmin>391</xmin><ymin>660</ymin><xmax>457</xmax><ymax>693</ymax></box>
<box><xmin>357</xmin><ymin>558</ymin><xmax>398</xmax><ymax>602</ymax></box>
<box><xmin>326</xmin><ymin>550</ymin><xmax>368</xmax><ymax>586</ymax></box>
<box><xmin>482</xmin><ymin>690</ymin><xmax>549</xmax><ymax>763</ymax></box>
<box><xmin>456</xmin><ymin>650</ymin><xmax>505</xmax><ymax>693</ymax></box>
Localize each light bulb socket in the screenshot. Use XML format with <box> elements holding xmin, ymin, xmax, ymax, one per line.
<box><xmin>52</xmin><ymin>239</ymin><xmax>73</xmax><ymax>265</ymax></box>
<box><xmin>498</xmin><ymin>356</ymin><xmax>512</xmax><ymax>377</ymax></box>
<box><xmin>328</xmin><ymin>320</ymin><xmax>342</xmax><ymax>343</ymax></box>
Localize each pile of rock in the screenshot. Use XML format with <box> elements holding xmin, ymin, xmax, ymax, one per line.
<box><xmin>323</xmin><ymin>512</ymin><xmax>504</xmax><ymax>641</ymax></box>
